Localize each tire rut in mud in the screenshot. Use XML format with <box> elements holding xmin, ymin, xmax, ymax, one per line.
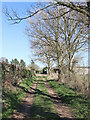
<box><xmin>11</xmin><ymin>79</ymin><xmax>38</xmax><ymax>119</ymax></box>
<box><xmin>43</xmin><ymin>78</ymin><xmax>75</xmax><ymax>119</ymax></box>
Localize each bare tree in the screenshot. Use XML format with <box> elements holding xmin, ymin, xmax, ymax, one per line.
<box><xmin>26</xmin><ymin>5</ymin><xmax>88</xmax><ymax>80</ymax></box>
<box><xmin>60</xmin><ymin>12</ymin><xmax>88</xmax><ymax>73</ymax></box>
<box><xmin>26</xmin><ymin>24</ymin><xmax>54</xmax><ymax>75</ymax></box>
<box><xmin>33</xmin><ymin>45</ymin><xmax>54</xmax><ymax>75</ymax></box>
<box><xmin>26</xmin><ymin>8</ymin><xmax>65</xmax><ymax>80</ymax></box>
<box><xmin>3</xmin><ymin>1</ymin><xmax>90</xmax><ymax>25</ymax></box>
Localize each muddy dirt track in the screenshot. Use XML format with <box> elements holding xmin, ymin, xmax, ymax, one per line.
<box><xmin>11</xmin><ymin>74</ymin><xmax>84</xmax><ymax>120</ymax></box>
<box><xmin>11</xmin><ymin>80</ymin><xmax>38</xmax><ymax>119</ymax></box>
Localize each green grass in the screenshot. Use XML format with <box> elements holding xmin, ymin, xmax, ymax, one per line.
<box><xmin>46</xmin><ymin>78</ymin><xmax>89</xmax><ymax>119</ymax></box>
<box><xmin>2</xmin><ymin>88</ymin><xmax>25</xmax><ymax>118</ymax></box>
<box><xmin>2</xmin><ymin>76</ymin><xmax>36</xmax><ymax>118</ymax></box>
<box><xmin>31</xmin><ymin>77</ymin><xmax>60</xmax><ymax>120</ymax></box>
<box><xmin>20</xmin><ymin>76</ymin><xmax>36</xmax><ymax>91</ymax></box>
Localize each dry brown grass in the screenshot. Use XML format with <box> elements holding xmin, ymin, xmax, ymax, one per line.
<box><xmin>48</xmin><ymin>71</ymin><xmax>88</xmax><ymax>97</ymax></box>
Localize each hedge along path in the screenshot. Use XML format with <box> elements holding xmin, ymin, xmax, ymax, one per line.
<box><xmin>43</xmin><ymin>77</ymin><xmax>75</xmax><ymax>119</ymax></box>
<box><xmin>11</xmin><ymin>79</ymin><xmax>38</xmax><ymax>119</ymax></box>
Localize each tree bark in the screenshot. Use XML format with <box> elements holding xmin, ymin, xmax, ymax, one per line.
<box><xmin>58</xmin><ymin>57</ymin><xmax>61</xmax><ymax>81</ymax></box>
<box><xmin>87</xmin><ymin>2</ymin><xmax>90</xmax><ymax>120</ymax></box>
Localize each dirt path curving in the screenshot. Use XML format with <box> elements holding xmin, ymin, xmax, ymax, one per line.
<box><xmin>43</xmin><ymin>78</ymin><xmax>75</xmax><ymax>119</ymax></box>
<box><xmin>11</xmin><ymin>79</ymin><xmax>38</xmax><ymax>119</ymax></box>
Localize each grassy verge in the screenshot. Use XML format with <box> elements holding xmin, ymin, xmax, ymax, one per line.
<box><xmin>31</xmin><ymin>77</ymin><xmax>60</xmax><ymax>120</ymax></box>
<box><xmin>20</xmin><ymin>76</ymin><xmax>36</xmax><ymax>91</ymax></box>
<box><xmin>2</xmin><ymin>88</ymin><xmax>25</xmax><ymax>118</ymax></box>
<box><xmin>46</xmin><ymin>77</ymin><xmax>89</xmax><ymax>119</ymax></box>
<box><xmin>2</xmin><ymin>76</ymin><xmax>36</xmax><ymax>118</ymax></box>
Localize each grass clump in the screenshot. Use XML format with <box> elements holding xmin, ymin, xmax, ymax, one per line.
<box><xmin>47</xmin><ymin>79</ymin><xmax>89</xmax><ymax>119</ymax></box>
<box><xmin>20</xmin><ymin>76</ymin><xmax>36</xmax><ymax>91</ymax></box>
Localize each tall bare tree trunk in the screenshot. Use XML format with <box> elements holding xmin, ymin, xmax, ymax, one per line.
<box><xmin>58</xmin><ymin>57</ymin><xmax>61</xmax><ymax>82</ymax></box>
<box><xmin>87</xmin><ymin>1</ymin><xmax>90</xmax><ymax>98</ymax></box>
<box><xmin>46</xmin><ymin>55</ymin><xmax>51</xmax><ymax>75</ymax></box>
<box><xmin>87</xmin><ymin>2</ymin><xmax>90</xmax><ymax>120</ymax></box>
